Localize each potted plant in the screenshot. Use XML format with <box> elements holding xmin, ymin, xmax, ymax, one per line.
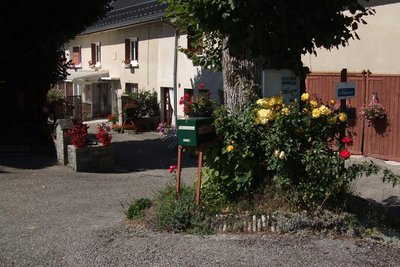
<box><xmin>179</xmin><ymin>85</ymin><xmax>217</xmax><ymax>117</ymax></box>
<box><xmin>360</xmin><ymin>93</ymin><xmax>387</xmax><ymax>125</ymax></box>
<box><xmin>96</xmin><ymin>122</ymin><xmax>112</xmax><ymax>145</ymax></box>
<box><xmin>122</xmin><ymin>91</ymin><xmax>160</xmax><ymax>131</ymax></box>
<box><xmin>65</xmin><ymin>122</ymin><xmax>89</xmax><ymax>148</ymax></box>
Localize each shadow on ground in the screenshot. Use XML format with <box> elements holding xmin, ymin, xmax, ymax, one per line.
<box><xmin>112</xmin><ymin>137</ymin><xmax>197</xmax><ymax>173</ymax></box>
<box><xmin>0</xmin><ymin>140</ymin><xmax>57</xmax><ymax>170</ymax></box>
<box><xmin>347</xmin><ymin>195</ymin><xmax>400</xmax><ymax>229</ymax></box>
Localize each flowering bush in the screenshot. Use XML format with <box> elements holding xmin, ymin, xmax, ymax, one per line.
<box><xmin>123</xmin><ymin>91</ymin><xmax>160</xmax><ymax>119</ymax></box>
<box><xmin>179</xmin><ymin>84</ymin><xmax>217</xmax><ymax>116</ymax></box>
<box><xmin>96</xmin><ymin>123</ymin><xmax>112</xmax><ymax>146</ymax></box>
<box><xmin>107</xmin><ymin>114</ymin><xmax>118</xmax><ymax>124</ymax></box>
<box><xmin>65</xmin><ymin>122</ymin><xmax>89</xmax><ymax>148</ymax></box>
<box><xmin>203</xmin><ymin>93</ymin><xmax>385</xmax><ymax>210</ymax></box>
<box><xmin>179</xmin><ymin>93</ymin><xmax>194</xmax><ymax>116</ymax></box>
<box><xmin>112</xmin><ymin>124</ymin><xmax>122</xmax><ymax>132</ymax></box>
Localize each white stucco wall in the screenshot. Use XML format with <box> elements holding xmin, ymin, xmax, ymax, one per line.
<box><xmin>66</xmin><ymin>21</ymin><xmax>222</xmax><ymax>120</ymax></box>
<box><xmin>302</xmin><ymin>1</ymin><xmax>400</xmax><ymax>74</ymax></box>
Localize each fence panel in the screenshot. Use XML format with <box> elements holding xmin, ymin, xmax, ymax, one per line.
<box><xmin>306</xmin><ymin>73</ymin><xmax>400</xmax><ymax>161</ymax></box>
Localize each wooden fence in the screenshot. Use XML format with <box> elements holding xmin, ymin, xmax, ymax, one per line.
<box><xmin>306</xmin><ymin>72</ymin><xmax>400</xmax><ymax>162</ymax></box>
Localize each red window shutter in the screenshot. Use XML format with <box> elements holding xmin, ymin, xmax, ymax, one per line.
<box><xmin>135</xmin><ymin>38</ymin><xmax>139</xmax><ymax>62</ymax></box>
<box><xmin>91</xmin><ymin>43</ymin><xmax>96</xmax><ymax>64</ymax></box>
<box><xmin>72</xmin><ymin>47</ymin><xmax>80</xmax><ymax>65</ymax></box>
<box><xmin>125</xmin><ymin>39</ymin><xmax>130</xmax><ymax>63</ymax></box>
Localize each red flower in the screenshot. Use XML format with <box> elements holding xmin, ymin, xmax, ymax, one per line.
<box><xmin>169</xmin><ymin>165</ymin><xmax>177</xmax><ymax>173</ymax></box>
<box><xmin>339</xmin><ymin>149</ymin><xmax>351</xmax><ymax>160</ymax></box>
<box><xmin>342</xmin><ymin>136</ymin><xmax>353</xmax><ymax>146</ymax></box>
<box><xmin>198</xmin><ymin>83</ymin><xmax>205</xmax><ymax>90</ymax></box>
<box><xmin>183</xmin><ymin>93</ymin><xmax>191</xmax><ymax>101</ymax></box>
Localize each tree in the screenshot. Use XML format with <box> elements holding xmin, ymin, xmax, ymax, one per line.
<box><xmin>163</xmin><ymin>0</ymin><xmax>374</xmax><ymax>109</ymax></box>
<box><xmin>0</xmin><ymin>1</ymin><xmax>112</xmax><ymax>144</ymax></box>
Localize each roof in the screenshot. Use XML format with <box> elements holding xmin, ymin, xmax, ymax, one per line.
<box><xmin>82</xmin><ymin>0</ymin><xmax>168</xmax><ymax>35</ymax></box>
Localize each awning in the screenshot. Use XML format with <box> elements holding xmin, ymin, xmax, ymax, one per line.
<box><xmin>65</xmin><ymin>70</ymin><xmax>110</xmax><ymax>83</ymax></box>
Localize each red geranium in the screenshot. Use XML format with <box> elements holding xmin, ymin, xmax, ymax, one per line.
<box><xmin>65</xmin><ymin>122</ymin><xmax>89</xmax><ymax>148</ymax></box>
<box><xmin>339</xmin><ymin>149</ymin><xmax>351</xmax><ymax>160</ymax></box>
<box><xmin>169</xmin><ymin>165</ymin><xmax>177</xmax><ymax>173</ymax></box>
<box><xmin>342</xmin><ymin>136</ymin><xmax>353</xmax><ymax>146</ymax></box>
<box><xmin>198</xmin><ymin>83</ymin><xmax>205</xmax><ymax>90</ymax></box>
<box><xmin>96</xmin><ymin>122</ymin><xmax>112</xmax><ymax>146</ymax></box>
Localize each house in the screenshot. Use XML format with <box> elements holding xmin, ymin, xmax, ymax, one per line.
<box><xmin>301</xmin><ymin>0</ymin><xmax>400</xmax><ymax>161</ymax></box>
<box><xmin>63</xmin><ymin>0</ymin><xmax>222</xmax><ymax>123</ymax></box>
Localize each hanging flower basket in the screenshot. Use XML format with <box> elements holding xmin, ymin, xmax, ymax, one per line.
<box><xmin>360</xmin><ymin>93</ymin><xmax>387</xmax><ymax>125</ymax></box>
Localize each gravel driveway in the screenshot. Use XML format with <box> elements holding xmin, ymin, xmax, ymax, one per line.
<box><xmin>1</xmin><ymin>131</ymin><xmax>399</xmax><ymax>266</ymax></box>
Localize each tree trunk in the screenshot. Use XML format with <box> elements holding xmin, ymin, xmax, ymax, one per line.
<box><xmin>222</xmin><ymin>36</ymin><xmax>263</xmax><ymax>110</ymax></box>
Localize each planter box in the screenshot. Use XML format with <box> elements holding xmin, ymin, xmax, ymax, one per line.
<box><xmin>67</xmin><ymin>144</ymin><xmax>114</xmax><ymax>172</ymax></box>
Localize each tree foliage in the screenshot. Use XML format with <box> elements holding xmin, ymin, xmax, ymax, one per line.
<box><xmin>163</xmin><ymin>0</ymin><xmax>374</xmax><ymax>72</ymax></box>
<box><xmin>0</xmin><ymin>1</ymin><xmax>112</xmax><ymax>142</ymax></box>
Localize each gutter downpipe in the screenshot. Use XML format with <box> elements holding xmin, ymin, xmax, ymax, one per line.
<box><xmin>173</xmin><ymin>28</ymin><xmax>178</xmax><ymax>125</ymax></box>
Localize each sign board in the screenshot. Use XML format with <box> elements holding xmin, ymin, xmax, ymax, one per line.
<box><xmin>336</xmin><ymin>82</ymin><xmax>356</xmax><ymax>99</ymax></box>
<box><xmin>262</xmin><ymin>69</ymin><xmax>300</xmax><ymax>104</ymax></box>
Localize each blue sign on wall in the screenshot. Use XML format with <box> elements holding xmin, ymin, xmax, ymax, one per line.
<box><xmin>336</xmin><ymin>82</ymin><xmax>356</xmax><ymax>99</ymax></box>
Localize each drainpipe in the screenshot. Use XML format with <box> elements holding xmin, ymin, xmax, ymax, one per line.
<box><xmin>173</xmin><ymin>28</ymin><xmax>179</xmax><ymax>125</ymax></box>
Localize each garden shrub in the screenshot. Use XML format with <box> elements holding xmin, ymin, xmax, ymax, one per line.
<box><xmin>203</xmin><ymin>94</ymin><xmax>400</xmax><ymax>210</ymax></box>
<box><xmin>153</xmin><ymin>185</ymin><xmax>197</xmax><ymax>232</ymax></box>
<box><xmin>124</xmin><ymin>91</ymin><xmax>160</xmax><ymax>118</ymax></box>
<box><xmin>125</xmin><ymin>198</ymin><xmax>152</xmax><ymax>220</ymax></box>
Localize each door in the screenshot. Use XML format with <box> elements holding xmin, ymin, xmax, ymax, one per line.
<box><xmin>162</xmin><ymin>87</ymin><xmax>173</xmax><ymax>125</ymax></box>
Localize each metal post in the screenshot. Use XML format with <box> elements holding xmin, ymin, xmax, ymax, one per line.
<box><xmin>176</xmin><ymin>145</ymin><xmax>183</xmax><ymax>199</ymax></box>
<box><xmin>196</xmin><ymin>146</ymin><xmax>204</xmax><ymax>206</ymax></box>
<box><xmin>340</xmin><ymin>68</ymin><xmax>347</xmax><ymax>139</ymax></box>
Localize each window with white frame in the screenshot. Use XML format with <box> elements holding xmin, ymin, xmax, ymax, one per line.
<box><xmin>125</xmin><ymin>83</ymin><xmax>138</xmax><ymax>95</ymax></box>
<box><xmin>90</xmin><ymin>42</ymin><xmax>101</xmax><ymax>67</ymax></box>
<box><xmin>125</xmin><ymin>37</ymin><xmax>139</xmax><ymax>67</ymax></box>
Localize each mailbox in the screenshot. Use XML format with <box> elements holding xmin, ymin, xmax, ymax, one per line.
<box><xmin>177</xmin><ymin>117</ymin><xmax>215</xmax><ymax>147</ymax></box>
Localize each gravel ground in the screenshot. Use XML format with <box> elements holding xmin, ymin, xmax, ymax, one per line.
<box><xmin>1</xmin><ymin>131</ymin><xmax>399</xmax><ymax>266</ymax></box>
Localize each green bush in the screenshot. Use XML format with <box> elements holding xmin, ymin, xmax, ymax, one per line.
<box><xmin>123</xmin><ymin>91</ymin><xmax>160</xmax><ymax>118</ymax></box>
<box><xmin>125</xmin><ymin>198</ymin><xmax>152</xmax><ymax>220</ymax></box>
<box><xmin>203</xmin><ymin>95</ymin><xmax>400</xmax><ymax>210</ymax></box>
<box><xmin>153</xmin><ymin>185</ymin><xmax>197</xmax><ymax>232</ymax></box>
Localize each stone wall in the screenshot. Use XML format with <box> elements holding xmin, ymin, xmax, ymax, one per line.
<box><xmin>54</xmin><ymin>119</ymin><xmax>74</xmax><ymax>165</ymax></box>
<box><xmin>67</xmin><ymin>144</ymin><xmax>114</xmax><ymax>172</ymax></box>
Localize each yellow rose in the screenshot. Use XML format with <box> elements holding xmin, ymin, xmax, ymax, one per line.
<box><xmin>281</xmin><ymin>107</ymin><xmax>290</xmax><ymax>115</ymax></box>
<box><xmin>301</xmin><ymin>93</ymin><xmax>309</xmax><ymax>101</ymax></box>
<box><xmin>310</xmin><ymin>100</ymin><xmax>318</xmax><ymax>107</ymax></box>
<box><xmin>312</xmin><ymin>108</ymin><xmax>321</xmax><ymax>118</ymax></box>
<box><xmin>278</xmin><ymin>151</ymin><xmax>286</xmax><ymax>160</ymax></box>
<box><xmin>260</xmin><ymin>118</ymin><xmax>268</xmax><ymax>125</ymax></box>
<box><xmin>257</xmin><ymin>109</ymin><xmax>269</xmax><ymax>119</ymax></box>
<box><xmin>231</xmin><ymin>140</ymin><xmax>236</xmax><ymax>144</ymax></box>
<box><xmin>329</xmin><ymin>99</ymin><xmax>336</xmax><ymax>106</ymax></box>
<box><xmin>274</xmin><ymin>150</ymin><xmax>280</xmax><ymax>157</ymax></box>
<box><xmin>303</xmin><ymin>108</ymin><xmax>309</xmax><ymax>113</ymax></box>
<box><xmin>338</xmin><ymin>112</ymin><xmax>348</xmax><ymax>122</ymax></box>
<box><xmin>265</xmin><ymin>109</ymin><xmax>275</xmax><ymax>120</ymax></box>
<box><xmin>227</xmin><ymin>145</ymin><xmax>234</xmax><ymax>152</ymax></box>
<box><xmin>269</xmin><ymin>97</ymin><xmax>277</xmax><ymax>106</ymax></box>
<box><xmin>319</xmin><ymin>105</ymin><xmax>331</xmax><ymax>116</ymax></box>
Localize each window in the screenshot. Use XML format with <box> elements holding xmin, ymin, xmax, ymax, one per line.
<box><xmin>184</xmin><ymin>88</ymin><xmax>194</xmax><ymax>98</ymax></box>
<box><xmin>70</xmin><ymin>46</ymin><xmax>81</xmax><ymax>67</ymax></box>
<box><xmin>125</xmin><ymin>37</ymin><xmax>139</xmax><ymax>67</ymax></box>
<box><xmin>90</xmin><ymin>42</ymin><xmax>101</xmax><ymax>67</ymax></box>
<box><xmin>125</xmin><ymin>83</ymin><xmax>138</xmax><ymax>95</ymax></box>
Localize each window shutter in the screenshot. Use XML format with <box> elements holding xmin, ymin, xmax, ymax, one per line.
<box><xmin>125</xmin><ymin>39</ymin><xmax>130</xmax><ymax>63</ymax></box>
<box><xmin>91</xmin><ymin>43</ymin><xmax>96</xmax><ymax>64</ymax></box>
<box><xmin>135</xmin><ymin>38</ymin><xmax>139</xmax><ymax>62</ymax></box>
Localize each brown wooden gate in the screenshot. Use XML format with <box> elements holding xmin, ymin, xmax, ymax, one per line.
<box><xmin>306</xmin><ymin>72</ymin><xmax>400</xmax><ymax>162</ymax></box>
